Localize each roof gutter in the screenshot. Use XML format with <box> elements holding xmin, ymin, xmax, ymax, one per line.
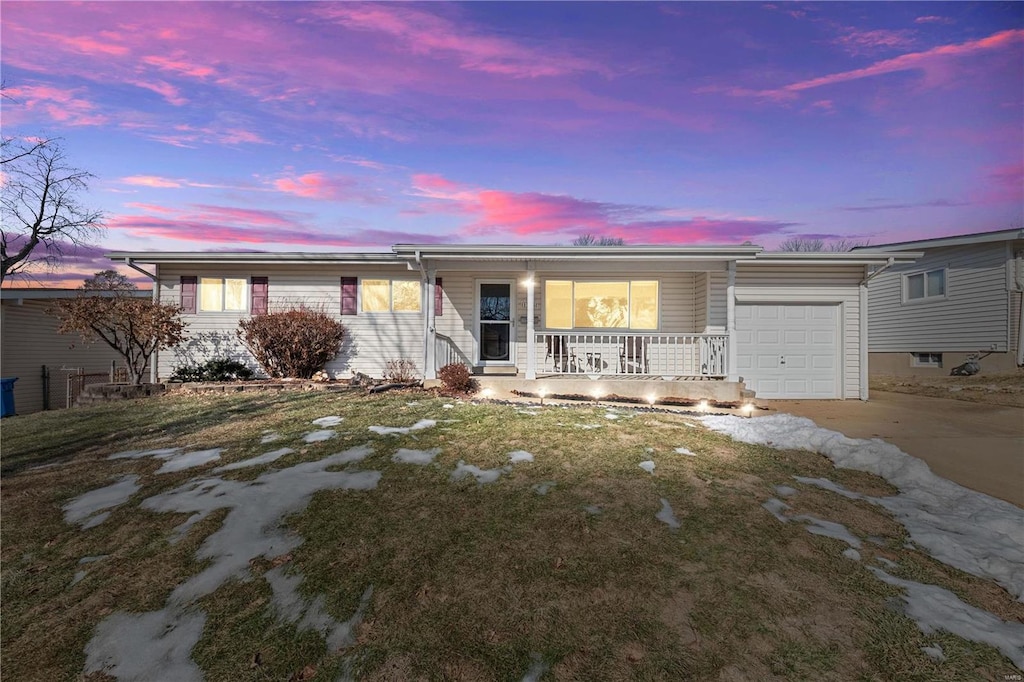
<box><xmin>125</xmin><ymin>258</ymin><xmax>156</xmax><ymax>281</ymax></box>
<box><xmin>860</xmin><ymin>257</ymin><xmax>895</xmax><ymax>286</ymax></box>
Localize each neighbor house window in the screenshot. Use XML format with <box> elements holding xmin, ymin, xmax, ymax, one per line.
<box><xmin>199</xmin><ymin>277</ymin><xmax>247</xmax><ymax>312</ymax></box>
<box><xmin>361</xmin><ymin>279</ymin><xmax>421</xmax><ymax>313</ymax></box>
<box><xmin>905</xmin><ymin>269</ymin><xmax>946</xmax><ymax>301</ymax></box>
<box><xmin>912</xmin><ymin>352</ymin><xmax>942</xmax><ymax>367</ymax></box>
<box><xmin>544</xmin><ymin>280</ymin><xmax>659</xmax><ymax>329</ymax></box>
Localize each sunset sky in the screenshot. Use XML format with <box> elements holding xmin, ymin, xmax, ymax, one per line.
<box><xmin>2</xmin><ymin>1</ymin><xmax>1022</xmax><ymax>284</ymax></box>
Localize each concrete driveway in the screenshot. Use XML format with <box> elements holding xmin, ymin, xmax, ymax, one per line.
<box><xmin>764</xmin><ymin>390</ymin><xmax>1024</xmax><ymax>508</ymax></box>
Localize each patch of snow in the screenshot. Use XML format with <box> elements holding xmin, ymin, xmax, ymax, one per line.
<box><xmin>774</xmin><ymin>485</ymin><xmax>798</xmax><ymax>497</ymax></box>
<box><xmin>71</xmin><ymin>570</ymin><xmax>87</xmax><ymax>586</ymax></box>
<box><xmin>141</xmin><ymin>445</ymin><xmax>379</xmax><ymax>605</ymax></box>
<box><xmin>369</xmin><ymin>419</ymin><xmax>437</xmax><ymax>436</ymax></box>
<box><xmin>155</xmin><ymin>449</ymin><xmax>223</xmax><ymax>474</ymax></box>
<box><xmin>584</xmin><ymin>505</ymin><xmax>602</xmax><ymax>515</ymax></box>
<box><xmin>681</xmin><ymin>422</ymin><xmax>697</xmax><ymax>428</ymax></box>
<box><xmin>405</xmin><ymin>401</ymin><xmax>420</xmax><ymax>407</ymax></box>
<box><xmin>265</xmin><ymin>567</ymin><xmax>372</xmax><ymax>651</ymax></box>
<box><xmin>303</xmin><ymin>429</ymin><xmax>336</xmax><ymax>443</ymax></box>
<box><xmin>793</xmin><ymin>476</ymin><xmax>865</xmax><ymax>500</ymax></box>
<box><xmin>921</xmin><ymin>644</ymin><xmax>945</xmax><ymax>662</ymax></box>
<box><xmin>876</xmin><ymin>557</ymin><xmax>900</xmax><ymax>570</ymax></box>
<box><xmin>109</xmin><ymin>448</ymin><xmax>181</xmax><ymax>460</ymax></box>
<box><xmin>63</xmin><ymin>475</ymin><xmax>141</xmax><ymax>528</ymax></box>
<box><xmin>604</xmin><ymin>413</ymin><xmax>620</xmax><ymax>420</ymax></box>
<box><xmin>947</xmin><ymin>386</ymin><xmax>963</xmax><ymax>393</ymax></box>
<box><xmin>843</xmin><ymin>548</ymin><xmax>861</xmax><ymax>561</ymax></box>
<box><xmin>657</xmin><ymin>498</ymin><xmax>681</xmax><ymax>529</ymax></box>
<box><xmin>84</xmin><ymin>607</ymin><xmax>206</xmax><ymax>682</ymax></box>
<box><xmin>260</xmin><ymin>432</ymin><xmax>282</xmax><ymax>444</ymax></box>
<box><xmin>638</xmin><ymin>460</ymin><xmax>656</xmax><ymax>474</ymax></box>
<box><xmin>79</xmin><ymin>555</ymin><xmax>108</xmax><ymax>564</ymax></box>
<box><xmin>442</xmin><ymin>404</ymin><xmax>454</xmax><ymax>409</ymax></box>
<box><xmin>869</xmin><ymin>567</ymin><xmax>1024</xmax><ymax>670</ymax></box>
<box><xmin>532</xmin><ymin>481</ymin><xmax>556</xmax><ymax>496</ymax></box>
<box><xmin>701</xmin><ymin>414</ymin><xmax>1024</xmax><ymax>601</ymax></box>
<box><xmin>450</xmin><ymin>461</ymin><xmax>508</xmax><ymax>484</ymax></box>
<box><xmin>392</xmin><ymin>448</ymin><xmax>442</xmax><ymax>465</ymax></box>
<box><xmin>312</xmin><ymin>416</ymin><xmax>343</xmax><ymax>427</ymax></box>
<box><xmin>792</xmin><ymin>514</ymin><xmax>862</xmax><ymax>549</ymax></box>
<box><xmin>520</xmin><ymin>655</ymin><xmax>550</xmax><ymax>682</ymax></box>
<box><xmin>576</xmin><ymin>423</ymin><xmax>603</xmax><ymax>430</ymax></box>
<box><xmin>516</xmin><ymin>409</ymin><xmax>538</xmax><ymax>416</ymax></box>
<box><xmin>762</xmin><ymin>498</ymin><xmax>791</xmax><ymax>524</ymax></box>
<box><xmin>508</xmin><ymin>450</ymin><xmax>534</xmax><ymax>464</ymax></box>
<box><xmin>215</xmin><ymin>448</ymin><xmax>295</xmax><ymax>472</ymax></box>
<box><xmin>674</xmin><ymin>446</ymin><xmax>696</xmax><ymax>457</ymax></box>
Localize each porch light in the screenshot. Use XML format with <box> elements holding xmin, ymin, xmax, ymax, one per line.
<box><xmin>523</xmin><ymin>277</ymin><xmax>535</xmax><ymax>288</ymax></box>
<box><xmin>697</xmin><ymin>400</ymin><xmax>709</xmax><ymax>412</ymax></box>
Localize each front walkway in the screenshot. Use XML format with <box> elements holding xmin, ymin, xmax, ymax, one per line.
<box><xmin>764</xmin><ymin>391</ymin><xmax>1024</xmax><ymax>507</ymax></box>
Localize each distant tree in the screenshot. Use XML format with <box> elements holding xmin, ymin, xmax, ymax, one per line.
<box><xmin>572</xmin><ymin>233</ymin><xmax>625</xmax><ymax>246</ymax></box>
<box><xmin>778</xmin><ymin>237</ymin><xmax>869</xmax><ymax>252</ymax></box>
<box><xmin>1</xmin><ymin>138</ymin><xmax>105</xmax><ymax>282</ymax></box>
<box><xmin>50</xmin><ymin>271</ymin><xmax>188</xmax><ymax>385</ymax></box>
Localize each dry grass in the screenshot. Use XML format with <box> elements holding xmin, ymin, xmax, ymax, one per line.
<box><xmin>2</xmin><ymin>391</ymin><xmax>1021</xmax><ymax>681</ymax></box>
<box><xmin>871</xmin><ymin>370</ymin><xmax>1024</xmax><ymax>408</ymax></box>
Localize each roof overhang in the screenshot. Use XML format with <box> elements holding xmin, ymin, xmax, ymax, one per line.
<box><xmin>106</xmin><ymin>251</ymin><xmax>404</xmax><ymax>266</ymax></box>
<box><xmin>1</xmin><ymin>288</ymin><xmax>150</xmax><ymax>301</ymax></box>
<box><xmin>851</xmin><ymin>228</ymin><xmax>1024</xmax><ymax>252</ymax></box>
<box><xmin>746</xmin><ymin>251</ymin><xmax>924</xmax><ymax>266</ymax></box>
<box><xmin>392</xmin><ymin>244</ymin><xmax>764</xmax><ymax>262</ymax></box>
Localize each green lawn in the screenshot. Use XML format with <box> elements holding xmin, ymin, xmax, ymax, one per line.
<box><xmin>2</xmin><ymin>390</ymin><xmax>1020</xmax><ymax>681</ymax></box>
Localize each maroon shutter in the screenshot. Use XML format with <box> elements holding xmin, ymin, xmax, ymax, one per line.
<box><xmin>180</xmin><ymin>276</ymin><xmax>197</xmax><ymax>314</ymax></box>
<box><xmin>341</xmin><ymin>277</ymin><xmax>357</xmax><ymax>315</ymax></box>
<box><xmin>434</xmin><ymin>277</ymin><xmax>443</xmax><ymax>317</ymax></box>
<box><xmin>251</xmin><ymin>277</ymin><xmax>268</xmax><ymax>315</ymax></box>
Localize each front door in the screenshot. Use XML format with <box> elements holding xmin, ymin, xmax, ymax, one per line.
<box><xmin>477</xmin><ymin>281</ymin><xmax>514</xmax><ymax>364</ymax></box>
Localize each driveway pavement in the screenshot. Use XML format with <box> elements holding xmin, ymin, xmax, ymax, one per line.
<box><xmin>763</xmin><ymin>390</ymin><xmax>1024</xmax><ymax>508</ymax></box>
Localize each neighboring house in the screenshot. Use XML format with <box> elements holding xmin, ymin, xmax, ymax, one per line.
<box><xmin>107</xmin><ymin>244</ymin><xmax>919</xmax><ymax>401</ymax></box>
<box><xmin>852</xmin><ymin>229</ymin><xmax>1024</xmax><ymax>376</ymax></box>
<box><xmin>0</xmin><ymin>289</ymin><xmax>150</xmax><ymax>415</ymax></box>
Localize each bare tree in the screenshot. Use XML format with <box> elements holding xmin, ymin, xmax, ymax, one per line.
<box><xmin>778</xmin><ymin>237</ymin><xmax>869</xmax><ymax>252</ymax></box>
<box><xmin>572</xmin><ymin>233</ymin><xmax>625</xmax><ymax>246</ymax></box>
<box><xmin>51</xmin><ymin>271</ymin><xmax>188</xmax><ymax>385</ymax></box>
<box><xmin>1</xmin><ymin>139</ymin><xmax>105</xmax><ymax>282</ymax></box>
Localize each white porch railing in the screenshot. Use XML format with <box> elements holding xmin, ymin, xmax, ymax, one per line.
<box><xmin>435</xmin><ymin>332</ymin><xmax>472</xmax><ymax>370</ymax></box>
<box><xmin>535</xmin><ymin>332</ymin><xmax>727</xmax><ymax>378</ymax></box>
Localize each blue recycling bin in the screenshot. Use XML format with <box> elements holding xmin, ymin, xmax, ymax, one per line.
<box><xmin>1</xmin><ymin>377</ymin><xmax>17</xmax><ymax>417</ymax></box>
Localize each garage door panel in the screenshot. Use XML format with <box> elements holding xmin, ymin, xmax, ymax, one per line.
<box><xmin>736</xmin><ymin>303</ymin><xmax>840</xmax><ymax>399</ymax></box>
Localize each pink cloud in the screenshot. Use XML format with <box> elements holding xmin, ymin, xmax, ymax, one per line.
<box><xmin>141</xmin><ymin>54</ymin><xmax>216</xmax><ymax>78</ymax></box>
<box><xmin>834</xmin><ymin>28</ymin><xmax>916</xmax><ymax>56</ymax></box>
<box><xmin>915</xmin><ymin>16</ymin><xmax>956</xmax><ymax>25</ymax></box>
<box><xmin>317</xmin><ymin>4</ymin><xmax>610</xmax><ymax>79</ymax></box>
<box><xmin>122</xmin><ymin>176</ymin><xmax>182</xmax><ymax>188</ymax></box>
<box><xmin>977</xmin><ymin>163</ymin><xmax>1024</xmax><ymax>205</ymax></box>
<box><xmin>48</xmin><ymin>31</ymin><xmax>129</xmax><ymax>56</ymax></box>
<box><xmin>410</xmin><ymin>175</ymin><xmax>795</xmax><ymax>244</ymax></box>
<box><xmin>127</xmin><ymin>79</ymin><xmax>188</xmax><ymax>106</ymax></box>
<box><xmin>272</xmin><ymin>172</ymin><xmax>382</xmax><ymax>203</ymax></box>
<box><xmin>1</xmin><ymin>84</ymin><xmax>108</xmax><ymax>126</ymax></box>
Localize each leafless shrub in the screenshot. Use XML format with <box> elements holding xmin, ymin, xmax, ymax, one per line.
<box><xmin>237</xmin><ymin>307</ymin><xmax>345</xmax><ymax>378</ymax></box>
<box><xmin>383</xmin><ymin>359</ymin><xmax>419</xmax><ymax>383</ymax></box>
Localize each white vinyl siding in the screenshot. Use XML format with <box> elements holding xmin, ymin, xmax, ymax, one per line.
<box><xmin>158</xmin><ymin>264</ymin><xmax>421</xmax><ymax>380</ymax></box>
<box><xmin>866</xmin><ymin>242</ymin><xmax>1011</xmax><ymax>352</ymax></box>
<box><xmin>735</xmin><ymin>265</ymin><xmax>862</xmax><ymax>399</ymax></box>
<box><xmin>1</xmin><ymin>299</ymin><xmax>135</xmax><ymax>414</ymax></box>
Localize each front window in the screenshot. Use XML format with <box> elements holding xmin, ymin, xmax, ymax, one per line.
<box><xmin>545</xmin><ymin>280</ymin><xmax>658</xmax><ymax>329</ymax></box>
<box><xmin>905</xmin><ymin>269</ymin><xmax>946</xmax><ymax>301</ymax></box>
<box><xmin>361</xmin><ymin>279</ymin><xmax>421</xmax><ymax>313</ymax></box>
<box><xmin>199</xmin><ymin>277</ymin><xmax>247</xmax><ymax>312</ymax></box>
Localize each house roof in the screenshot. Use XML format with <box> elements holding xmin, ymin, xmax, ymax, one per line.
<box><xmin>850</xmin><ymin>228</ymin><xmax>1024</xmax><ymax>252</ymax></box>
<box><xmin>392</xmin><ymin>243</ymin><xmax>764</xmax><ymax>262</ymax></box>
<box><xmin>106</xmin><ymin>251</ymin><xmax>404</xmax><ymax>265</ymax></box>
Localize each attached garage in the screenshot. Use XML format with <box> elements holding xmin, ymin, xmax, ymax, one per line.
<box><xmin>735</xmin><ymin>303</ymin><xmax>841</xmax><ymax>399</ymax></box>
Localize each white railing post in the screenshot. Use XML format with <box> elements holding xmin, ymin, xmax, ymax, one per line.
<box><xmin>726</xmin><ymin>261</ymin><xmax>738</xmax><ymax>382</ymax></box>
<box><xmin>525</xmin><ymin>266</ymin><xmax>536</xmax><ymax>380</ymax></box>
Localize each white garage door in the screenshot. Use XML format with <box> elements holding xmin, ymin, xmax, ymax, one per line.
<box><xmin>736</xmin><ymin>304</ymin><xmax>841</xmax><ymax>399</ymax></box>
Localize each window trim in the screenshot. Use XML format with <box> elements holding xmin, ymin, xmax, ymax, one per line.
<box><xmin>198</xmin><ymin>276</ymin><xmax>249</xmax><ymax>313</ymax></box>
<box><xmin>902</xmin><ymin>267</ymin><xmax>948</xmax><ymax>304</ymax></box>
<box><xmin>358</xmin><ymin>277</ymin><xmax>423</xmax><ymax>314</ymax></box>
<box><xmin>541</xmin><ymin>277</ymin><xmax>662</xmax><ymax>331</ymax></box>
<box><xmin>911</xmin><ymin>352</ymin><xmax>942</xmax><ymax>368</ymax></box>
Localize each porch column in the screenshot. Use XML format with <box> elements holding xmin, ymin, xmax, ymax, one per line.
<box><xmin>525</xmin><ymin>264</ymin><xmax>536</xmax><ymax>380</ymax></box>
<box><xmin>726</xmin><ymin>261</ymin><xmax>738</xmax><ymax>382</ymax></box>
<box><xmin>424</xmin><ymin>268</ymin><xmax>437</xmax><ymax>380</ymax></box>
<box><xmin>859</xmin><ymin>279</ymin><xmax>869</xmax><ymax>401</ymax></box>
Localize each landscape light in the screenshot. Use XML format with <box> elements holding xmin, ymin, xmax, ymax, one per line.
<box><xmin>741</xmin><ymin>403</ymin><xmax>755</xmax><ymax>417</ymax></box>
<box><xmin>591</xmin><ymin>388</ymin><xmax>603</xmax><ymax>402</ymax></box>
<box><xmin>480</xmin><ymin>388</ymin><xmax>494</xmax><ymax>401</ymax></box>
<box><xmin>698</xmin><ymin>400</ymin><xmax>709</xmax><ymax>412</ymax></box>
<box><xmin>538</xmin><ymin>388</ymin><xmax>548</xmax><ymax>405</ymax></box>
<box><xmin>646</xmin><ymin>394</ymin><xmax>657</xmax><ymax>406</ymax></box>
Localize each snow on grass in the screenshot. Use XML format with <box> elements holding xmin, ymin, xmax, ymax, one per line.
<box><xmin>215</xmin><ymin>448</ymin><xmax>295</xmax><ymax>472</ymax></box>
<box><xmin>638</xmin><ymin>460</ymin><xmax>656</xmax><ymax>474</ymax></box>
<box><xmin>584</xmin><ymin>505</ymin><xmax>602</xmax><ymax>515</ymax></box>
<box><xmin>869</xmin><ymin>567</ymin><xmax>1024</xmax><ymax>669</ymax></box>
<box><xmin>520</xmin><ymin>654</ymin><xmax>550</xmax><ymax>682</ymax></box>
<box><xmin>532</xmin><ymin>481</ymin><xmax>556</xmax><ymax>495</ymax></box>
<box><xmin>109</xmin><ymin>447</ymin><xmax>181</xmax><ymax>460</ymax></box>
<box><xmin>369</xmin><ymin>419</ymin><xmax>436</xmax><ymax>436</ymax></box>
<box><xmin>84</xmin><ymin>607</ymin><xmax>206</xmax><ymax>682</ymax></box>
<box><xmin>442</xmin><ymin>403</ymin><xmax>455</xmax><ymax>409</ymax></box>
<box><xmin>702</xmin><ymin>414</ymin><xmax>1024</xmax><ymax>601</ymax></box>
<box><xmin>921</xmin><ymin>645</ymin><xmax>945</xmax><ymax>662</ymax></box>
<box><xmin>392</xmin><ymin>448</ymin><xmax>442</xmax><ymax>465</ymax></box>
<box><xmin>265</xmin><ymin>567</ymin><xmax>372</xmax><ymax>651</ymax></box>
<box><xmin>674</xmin><ymin>446</ymin><xmax>696</xmax><ymax>456</ymax></box>
<box><xmin>793</xmin><ymin>476</ymin><xmax>865</xmax><ymax>500</ymax></box>
<box><xmin>762</xmin><ymin>498</ymin><xmax>792</xmax><ymax>523</ymax></box>
<box><xmin>657</xmin><ymin>498</ymin><xmax>681</xmax><ymax>529</ymax></box>
<box><xmin>302</xmin><ymin>430</ymin><xmax>337</xmax><ymax>443</ymax></box>
<box><xmin>843</xmin><ymin>548</ymin><xmax>862</xmax><ymax>561</ymax></box>
<box><xmin>604</xmin><ymin>413</ymin><xmax>620</xmax><ymax>420</ymax></box>
<box><xmin>155</xmin><ymin>449</ymin><xmax>223</xmax><ymax>474</ymax></box>
<box><xmin>774</xmin><ymin>485</ymin><xmax>798</xmax><ymax>497</ymax></box>
<box><xmin>791</xmin><ymin>514</ymin><xmax>862</xmax><ymax>549</ymax></box>
<box><xmin>450</xmin><ymin>461</ymin><xmax>508</xmax><ymax>485</ymax></box>
<box><xmin>63</xmin><ymin>475</ymin><xmax>140</xmax><ymax>529</ymax></box>
<box><xmin>576</xmin><ymin>423</ymin><xmax>603</xmax><ymax>430</ymax></box>
<box><xmin>508</xmin><ymin>450</ymin><xmax>534</xmax><ymax>464</ymax></box>
<box><xmin>260</xmin><ymin>431</ymin><xmax>282</xmax><ymax>444</ymax></box>
<box><xmin>311</xmin><ymin>416</ymin><xmax>343</xmax><ymax>427</ymax></box>
<box><xmin>876</xmin><ymin>557</ymin><xmax>900</xmax><ymax>570</ymax></box>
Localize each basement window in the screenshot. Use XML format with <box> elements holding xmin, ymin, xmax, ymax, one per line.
<box><xmin>911</xmin><ymin>353</ymin><xmax>942</xmax><ymax>367</ymax></box>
